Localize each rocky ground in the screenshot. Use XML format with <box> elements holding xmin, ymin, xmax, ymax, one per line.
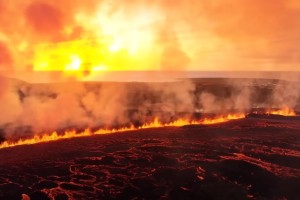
<box><xmin>0</xmin><ymin>114</ymin><xmax>299</xmax><ymax>200</ymax></box>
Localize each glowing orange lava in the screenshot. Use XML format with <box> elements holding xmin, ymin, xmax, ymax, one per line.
<box><xmin>266</xmin><ymin>107</ymin><xmax>296</xmax><ymax>116</ymax></box>
<box><xmin>0</xmin><ymin>114</ymin><xmax>245</xmax><ymax>150</ymax></box>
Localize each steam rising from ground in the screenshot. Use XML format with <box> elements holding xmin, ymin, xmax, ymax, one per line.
<box><xmin>0</xmin><ymin>77</ymin><xmax>299</xmax><ymax>141</ymax></box>
<box><xmin>272</xmin><ymin>81</ymin><xmax>300</xmax><ymax>109</ymax></box>
<box><xmin>198</xmin><ymin>79</ymin><xmax>253</xmax><ymax>113</ymax></box>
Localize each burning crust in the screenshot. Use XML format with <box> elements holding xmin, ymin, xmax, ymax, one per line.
<box><xmin>0</xmin><ymin>77</ymin><xmax>299</xmax><ymax>148</ymax></box>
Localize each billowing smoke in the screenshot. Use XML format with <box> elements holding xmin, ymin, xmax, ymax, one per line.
<box><xmin>1</xmin><ymin>76</ymin><xmax>299</xmax><ymax>141</ymax></box>
<box><xmin>158</xmin><ymin>25</ymin><xmax>190</xmax><ymax>70</ymax></box>
<box><xmin>0</xmin><ymin>79</ymin><xmax>193</xmax><ymax>140</ymax></box>
<box><xmin>271</xmin><ymin>80</ymin><xmax>300</xmax><ymax>109</ymax></box>
<box><xmin>0</xmin><ymin>79</ymin><xmax>197</xmax><ymax>140</ymax></box>
<box><xmin>0</xmin><ymin>42</ymin><xmax>13</xmax><ymax>69</ymax></box>
<box><xmin>198</xmin><ymin>79</ymin><xmax>253</xmax><ymax>113</ymax></box>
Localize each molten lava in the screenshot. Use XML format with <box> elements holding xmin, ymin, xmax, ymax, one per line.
<box><xmin>0</xmin><ymin>114</ymin><xmax>245</xmax><ymax>150</ymax></box>
<box><xmin>266</xmin><ymin>107</ymin><xmax>296</xmax><ymax>116</ymax></box>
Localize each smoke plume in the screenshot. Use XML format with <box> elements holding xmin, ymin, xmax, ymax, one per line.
<box><xmin>0</xmin><ymin>0</ymin><xmax>299</xmax><ymax>75</ymax></box>
<box><xmin>1</xmin><ymin>77</ymin><xmax>299</xmax><ymax>141</ymax></box>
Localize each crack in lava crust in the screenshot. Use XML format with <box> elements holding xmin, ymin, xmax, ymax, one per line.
<box><xmin>0</xmin><ymin>114</ymin><xmax>299</xmax><ymax>200</ymax></box>
<box><xmin>0</xmin><ymin>114</ymin><xmax>246</xmax><ymax>149</ymax></box>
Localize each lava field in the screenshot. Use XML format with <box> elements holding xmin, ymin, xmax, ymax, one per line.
<box><xmin>0</xmin><ymin>115</ymin><xmax>299</xmax><ymax>200</ymax></box>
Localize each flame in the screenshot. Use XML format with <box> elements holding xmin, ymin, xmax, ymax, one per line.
<box><xmin>0</xmin><ymin>114</ymin><xmax>245</xmax><ymax>150</ymax></box>
<box><xmin>266</xmin><ymin>107</ymin><xmax>296</xmax><ymax>116</ymax></box>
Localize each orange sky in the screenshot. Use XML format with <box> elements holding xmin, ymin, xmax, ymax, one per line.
<box><xmin>0</xmin><ymin>0</ymin><xmax>300</xmax><ymax>80</ymax></box>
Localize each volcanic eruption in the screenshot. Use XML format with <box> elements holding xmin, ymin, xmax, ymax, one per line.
<box><xmin>0</xmin><ymin>114</ymin><xmax>246</xmax><ymax>149</ymax></box>
<box><xmin>0</xmin><ymin>0</ymin><xmax>300</xmax><ymax>199</ymax></box>
<box><xmin>0</xmin><ymin>77</ymin><xmax>299</xmax><ymax>200</ymax></box>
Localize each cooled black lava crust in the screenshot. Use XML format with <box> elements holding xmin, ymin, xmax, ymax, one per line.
<box><xmin>0</xmin><ymin>116</ymin><xmax>299</xmax><ymax>200</ymax></box>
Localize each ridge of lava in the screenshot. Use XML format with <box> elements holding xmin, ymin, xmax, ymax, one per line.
<box><xmin>0</xmin><ymin>109</ymin><xmax>298</xmax><ymax>150</ymax></box>
<box><xmin>0</xmin><ymin>114</ymin><xmax>246</xmax><ymax>150</ymax></box>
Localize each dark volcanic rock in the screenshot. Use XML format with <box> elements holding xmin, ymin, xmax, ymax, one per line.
<box><xmin>151</xmin><ymin>154</ymin><xmax>179</xmax><ymax>166</ymax></box>
<box><xmin>60</xmin><ymin>183</ymin><xmax>93</xmax><ymax>192</ymax></box>
<box><xmin>54</xmin><ymin>193</ymin><xmax>69</xmax><ymax>200</ymax></box>
<box><xmin>0</xmin><ymin>116</ymin><xmax>299</xmax><ymax>199</ymax></box>
<box><xmin>35</xmin><ymin>180</ymin><xmax>58</xmax><ymax>190</ymax></box>
<box><xmin>169</xmin><ymin>187</ymin><xmax>199</xmax><ymax>200</ymax></box>
<box><xmin>0</xmin><ymin>183</ymin><xmax>24</xmax><ymax>200</ymax></box>
<box><xmin>30</xmin><ymin>191</ymin><xmax>50</xmax><ymax>200</ymax></box>
<box><xmin>220</xmin><ymin>160</ymin><xmax>277</xmax><ymax>198</ymax></box>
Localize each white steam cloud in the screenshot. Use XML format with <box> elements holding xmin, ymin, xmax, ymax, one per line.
<box><xmin>0</xmin><ymin>76</ymin><xmax>299</xmax><ymax>141</ymax></box>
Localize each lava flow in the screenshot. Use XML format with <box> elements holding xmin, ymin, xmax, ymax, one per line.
<box><xmin>266</xmin><ymin>107</ymin><xmax>296</xmax><ymax>116</ymax></box>
<box><xmin>0</xmin><ymin>114</ymin><xmax>245</xmax><ymax>150</ymax></box>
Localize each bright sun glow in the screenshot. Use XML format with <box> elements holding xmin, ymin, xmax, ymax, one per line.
<box><xmin>32</xmin><ymin>6</ymin><xmax>164</xmax><ymax>79</ymax></box>
<box><xmin>65</xmin><ymin>55</ymin><xmax>82</xmax><ymax>71</ymax></box>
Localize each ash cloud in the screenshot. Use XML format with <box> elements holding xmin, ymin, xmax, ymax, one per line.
<box><xmin>25</xmin><ymin>2</ymin><xmax>64</xmax><ymax>40</ymax></box>
<box><xmin>197</xmin><ymin>79</ymin><xmax>253</xmax><ymax>114</ymax></box>
<box><xmin>200</xmin><ymin>0</ymin><xmax>300</xmax><ymax>68</ymax></box>
<box><xmin>158</xmin><ymin>25</ymin><xmax>190</xmax><ymax>71</ymax></box>
<box><xmin>0</xmin><ymin>42</ymin><xmax>13</xmax><ymax>69</ymax></box>
<box><xmin>0</xmin><ymin>0</ymin><xmax>299</xmax><ymax>73</ymax></box>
